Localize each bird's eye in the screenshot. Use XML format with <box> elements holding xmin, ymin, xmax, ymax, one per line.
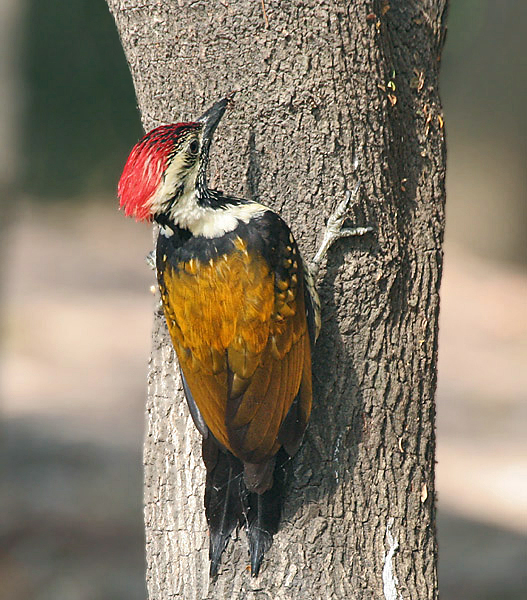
<box><xmin>188</xmin><ymin>139</ymin><xmax>199</xmax><ymax>155</ymax></box>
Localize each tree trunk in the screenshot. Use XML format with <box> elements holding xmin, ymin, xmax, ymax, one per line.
<box><xmin>107</xmin><ymin>1</ymin><xmax>448</xmax><ymax>598</ymax></box>
<box><xmin>0</xmin><ymin>0</ymin><xmax>23</xmax><ymax>285</ymax></box>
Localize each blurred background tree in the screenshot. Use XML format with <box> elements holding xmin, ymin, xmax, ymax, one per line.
<box><xmin>21</xmin><ymin>0</ymin><xmax>142</xmax><ymax>198</ymax></box>
<box><xmin>441</xmin><ymin>0</ymin><xmax>526</xmax><ymax>265</ymax></box>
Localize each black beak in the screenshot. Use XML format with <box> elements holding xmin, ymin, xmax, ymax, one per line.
<box><xmin>197</xmin><ymin>92</ymin><xmax>236</xmax><ymax>144</ymax></box>
<box><xmin>195</xmin><ymin>93</ymin><xmax>236</xmax><ymax>194</ymax></box>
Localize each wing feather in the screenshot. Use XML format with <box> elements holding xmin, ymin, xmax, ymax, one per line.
<box><xmin>227</xmin><ymin>350</ymin><xmax>273</xmax><ymax>429</ymax></box>
<box><xmin>159</xmin><ymin>224</ymin><xmax>312</xmax><ymax>464</ymax></box>
<box><xmin>240</xmin><ymin>355</ymin><xmax>284</xmax><ymax>458</ymax></box>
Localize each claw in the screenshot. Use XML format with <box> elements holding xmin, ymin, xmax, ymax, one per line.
<box><xmin>146</xmin><ymin>250</ymin><xmax>156</xmax><ymax>270</ymax></box>
<box><xmin>329</xmin><ymin>184</ymin><xmax>360</xmax><ymax>226</ymax></box>
<box><xmin>309</xmin><ymin>182</ymin><xmax>372</xmax><ymax>281</ymax></box>
<box><xmin>338</xmin><ymin>226</ymin><xmax>373</xmax><ymax>238</ymax></box>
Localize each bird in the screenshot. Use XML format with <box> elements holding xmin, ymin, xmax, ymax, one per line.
<box><xmin>118</xmin><ymin>94</ymin><xmax>371</xmax><ymax>577</ymax></box>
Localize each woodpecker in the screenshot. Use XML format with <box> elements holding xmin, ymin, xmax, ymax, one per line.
<box><xmin>118</xmin><ymin>94</ymin><xmax>371</xmax><ymax>577</ymax></box>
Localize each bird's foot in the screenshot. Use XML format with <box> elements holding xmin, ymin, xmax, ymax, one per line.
<box><xmin>146</xmin><ymin>250</ymin><xmax>156</xmax><ymax>271</ymax></box>
<box><xmin>309</xmin><ymin>182</ymin><xmax>372</xmax><ymax>281</ymax></box>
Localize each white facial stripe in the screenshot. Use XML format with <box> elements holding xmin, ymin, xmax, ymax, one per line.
<box><xmin>147</xmin><ymin>136</ymin><xmax>201</xmax><ymax>215</ymax></box>
<box><xmin>146</xmin><ymin>136</ymin><xmax>264</xmax><ymax>237</ymax></box>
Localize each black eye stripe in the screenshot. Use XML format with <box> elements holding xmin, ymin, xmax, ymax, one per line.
<box><xmin>166</xmin><ymin>134</ymin><xmax>199</xmax><ymax>162</ymax></box>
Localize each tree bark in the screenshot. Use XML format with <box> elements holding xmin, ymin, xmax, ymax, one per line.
<box><xmin>0</xmin><ymin>0</ymin><xmax>23</xmax><ymax>287</ymax></box>
<box><xmin>107</xmin><ymin>1</ymin><xmax>448</xmax><ymax>598</ymax></box>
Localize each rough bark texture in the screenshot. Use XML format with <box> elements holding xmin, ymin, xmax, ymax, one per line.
<box><xmin>107</xmin><ymin>1</ymin><xmax>448</xmax><ymax>598</ymax></box>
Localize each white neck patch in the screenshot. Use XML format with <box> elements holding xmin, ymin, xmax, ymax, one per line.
<box><xmin>149</xmin><ymin>151</ymin><xmax>265</xmax><ymax>238</ymax></box>
<box><xmin>163</xmin><ymin>188</ymin><xmax>265</xmax><ymax>239</ymax></box>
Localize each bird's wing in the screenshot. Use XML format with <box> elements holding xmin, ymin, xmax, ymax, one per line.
<box><xmin>159</xmin><ymin>223</ymin><xmax>312</xmax><ymax>464</ymax></box>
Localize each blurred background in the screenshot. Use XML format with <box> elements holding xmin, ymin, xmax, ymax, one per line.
<box><xmin>0</xmin><ymin>1</ymin><xmax>525</xmax><ymax>598</ymax></box>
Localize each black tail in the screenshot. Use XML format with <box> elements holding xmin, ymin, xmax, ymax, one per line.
<box><xmin>203</xmin><ymin>441</ymin><xmax>289</xmax><ymax>577</ymax></box>
<box><xmin>246</xmin><ymin>448</ymin><xmax>289</xmax><ymax>576</ymax></box>
<box><xmin>202</xmin><ymin>437</ymin><xmax>247</xmax><ymax>577</ymax></box>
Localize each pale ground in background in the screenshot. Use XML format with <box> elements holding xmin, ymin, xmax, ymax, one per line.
<box><xmin>1</xmin><ymin>201</ymin><xmax>526</xmax><ymax>599</ymax></box>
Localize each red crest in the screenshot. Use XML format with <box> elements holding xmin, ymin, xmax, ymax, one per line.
<box><xmin>118</xmin><ymin>123</ymin><xmax>201</xmax><ymax>221</ymax></box>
